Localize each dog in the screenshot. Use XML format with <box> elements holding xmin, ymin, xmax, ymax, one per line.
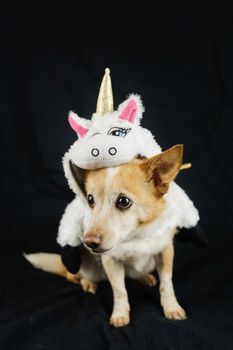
<box><xmin>25</xmin><ymin>144</ymin><xmax>187</xmax><ymax>327</ymax></box>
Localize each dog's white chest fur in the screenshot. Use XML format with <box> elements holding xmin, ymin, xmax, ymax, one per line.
<box><xmin>109</xmin><ymin>234</ymin><xmax>172</xmax><ymax>276</ymax></box>
<box><xmin>107</xmin><ymin>206</ymin><xmax>175</xmax><ymax>274</ymax></box>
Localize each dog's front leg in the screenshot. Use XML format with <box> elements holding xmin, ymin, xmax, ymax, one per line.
<box><xmin>157</xmin><ymin>242</ymin><xmax>187</xmax><ymax>320</ymax></box>
<box><xmin>102</xmin><ymin>255</ymin><xmax>130</xmax><ymax>327</ymax></box>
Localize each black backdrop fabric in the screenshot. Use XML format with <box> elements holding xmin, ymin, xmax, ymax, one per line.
<box><xmin>1</xmin><ymin>1</ymin><xmax>233</xmax><ymax>349</ymax></box>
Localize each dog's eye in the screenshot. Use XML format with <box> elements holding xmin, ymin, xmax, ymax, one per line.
<box><xmin>116</xmin><ymin>195</ymin><xmax>132</xmax><ymax>210</ymax></box>
<box><xmin>107</xmin><ymin>127</ymin><xmax>131</xmax><ymax>138</ymax></box>
<box><xmin>87</xmin><ymin>194</ymin><xmax>95</xmax><ymax>207</ymax></box>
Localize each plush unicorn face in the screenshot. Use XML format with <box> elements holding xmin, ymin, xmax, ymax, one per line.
<box><xmin>63</xmin><ymin>94</ymin><xmax>162</xmax><ymax>194</ymax></box>
<box><xmin>66</xmin><ymin>95</ymin><xmax>161</xmax><ymax>171</ymax></box>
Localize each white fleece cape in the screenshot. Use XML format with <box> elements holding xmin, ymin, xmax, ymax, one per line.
<box><xmin>57</xmin><ymin>94</ymin><xmax>199</xmax><ymax>247</ymax></box>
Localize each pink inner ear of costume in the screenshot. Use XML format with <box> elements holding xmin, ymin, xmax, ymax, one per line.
<box><xmin>68</xmin><ymin>115</ymin><xmax>89</xmax><ymax>138</ymax></box>
<box><xmin>119</xmin><ymin>99</ymin><xmax>137</xmax><ymax>123</ymax></box>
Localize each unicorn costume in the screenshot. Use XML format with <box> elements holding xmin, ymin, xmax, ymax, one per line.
<box><xmin>57</xmin><ymin>69</ymin><xmax>204</xmax><ymax>274</ymax></box>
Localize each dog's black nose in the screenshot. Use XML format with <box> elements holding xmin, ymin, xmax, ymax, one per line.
<box><xmin>84</xmin><ymin>234</ymin><xmax>101</xmax><ymax>250</ymax></box>
<box><xmin>91</xmin><ymin>148</ymin><xmax>99</xmax><ymax>157</ymax></box>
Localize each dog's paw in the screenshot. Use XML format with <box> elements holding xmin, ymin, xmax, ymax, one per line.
<box><xmin>140</xmin><ymin>273</ymin><xmax>157</xmax><ymax>287</ymax></box>
<box><xmin>66</xmin><ymin>271</ymin><xmax>79</xmax><ymax>284</ymax></box>
<box><xmin>110</xmin><ymin>311</ymin><xmax>130</xmax><ymax>327</ymax></box>
<box><xmin>80</xmin><ymin>278</ymin><xmax>97</xmax><ymax>294</ymax></box>
<box><xmin>164</xmin><ymin>306</ymin><xmax>187</xmax><ymax>320</ymax></box>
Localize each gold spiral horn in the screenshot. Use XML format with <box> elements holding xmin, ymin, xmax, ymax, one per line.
<box><xmin>96</xmin><ymin>68</ymin><xmax>114</xmax><ymax>115</ymax></box>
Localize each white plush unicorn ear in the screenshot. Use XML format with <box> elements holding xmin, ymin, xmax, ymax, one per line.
<box><xmin>117</xmin><ymin>94</ymin><xmax>144</xmax><ymax>125</ymax></box>
<box><xmin>68</xmin><ymin>111</ymin><xmax>91</xmax><ymax>138</ymax></box>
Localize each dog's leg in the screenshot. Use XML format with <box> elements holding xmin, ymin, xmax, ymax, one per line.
<box><xmin>157</xmin><ymin>243</ymin><xmax>187</xmax><ymax>320</ymax></box>
<box><xmin>67</xmin><ymin>271</ymin><xmax>97</xmax><ymax>294</ymax></box>
<box><xmin>102</xmin><ymin>255</ymin><xmax>130</xmax><ymax>327</ymax></box>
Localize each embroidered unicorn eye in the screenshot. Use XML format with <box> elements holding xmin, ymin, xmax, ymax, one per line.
<box><xmin>107</xmin><ymin>127</ymin><xmax>131</xmax><ymax>138</ymax></box>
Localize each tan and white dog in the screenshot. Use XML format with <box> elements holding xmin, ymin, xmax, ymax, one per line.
<box><xmin>25</xmin><ymin>145</ymin><xmax>188</xmax><ymax>327</ymax></box>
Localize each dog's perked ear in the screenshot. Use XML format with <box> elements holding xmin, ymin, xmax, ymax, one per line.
<box><xmin>141</xmin><ymin>145</ymin><xmax>183</xmax><ymax>194</ymax></box>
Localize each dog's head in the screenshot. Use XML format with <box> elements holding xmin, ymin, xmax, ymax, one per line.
<box><xmin>70</xmin><ymin>145</ymin><xmax>183</xmax><ymax>254</ymax></box>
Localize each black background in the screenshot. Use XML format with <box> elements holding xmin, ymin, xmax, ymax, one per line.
<box><xmin>1</xmin><ymin>1</ymin><xmax>233</xmax><ymax>349</ymax></box>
